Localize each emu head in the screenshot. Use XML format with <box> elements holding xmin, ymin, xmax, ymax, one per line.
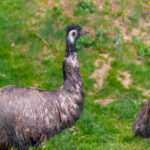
<box><xmin>66</xmin><ymin>24</ymin><xmax>88</xmax><ymax>45</ymax></box>
<box><xmin>133</xmin><ymin>98</ymin><xmax>150</xmax><ymax>138</ymax></box>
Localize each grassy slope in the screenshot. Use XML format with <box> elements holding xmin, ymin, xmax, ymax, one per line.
<box><xmin>0</xmin><ymin>0</ymin><xmax>150</xmax><ymax>149</ymax></box>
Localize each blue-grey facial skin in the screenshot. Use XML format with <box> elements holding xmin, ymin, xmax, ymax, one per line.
<box><xmin>0</xmin><ymin>24</ymin><xmax>86</xmax><ymax>150</ymax></box>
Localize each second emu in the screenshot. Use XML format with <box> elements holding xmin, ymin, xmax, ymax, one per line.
<box><xmin>0</xmin><ymin>24</ymin><xmax>88</xmax><ymax>150</ymax></box>
<box><xmin>133</xmin><ymin>98</ymin><xmax>150</xmax><ymax>138</ymax></box>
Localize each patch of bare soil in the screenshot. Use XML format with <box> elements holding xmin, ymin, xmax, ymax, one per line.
<box><xmin>136</xmin><ymin>57</ymin><xmax>143</xmax><ymax>65</ymax></box>
<box><xmin>30</xmin><ymin>0</ymin><xmax>76</xmax><ymax>31</ymax></box>
<box><xmin>59</xmin><ymin>0</ymin><xmax>76</xmax><ymax>17</ymax></box>
<box><xmin>122</xmin><ymin>25</ymin><xmax>150</xmax><ymax>44</ymax></box>
<box><xmin>141</xmin><ymin>21</ymin><xmax>150</xmax><ymax>29</ymax></box>
<box><xmin>93</xmin><ymin>0</ymin><xmax>121</xmax><ymax>11</ymax></box>
<box><xmin>37</xmin><ymin>0</ymin><xmax>75</xmax><ymax>18</ymax></box>
<box><xmin>88</xmin><ymin>91</ymin><xmax>95</xmax><ymax>96</ymax></box>
<box><xmin>92</xmin><ymin>0</ymin><xmax>103</xmax><ymax>10</ymax></box>
<box><xmin>114</xmin><ymin>17</ymin><xmax>132</xmax><ymax>41</ymax></box>
<box><xmin>139</xmin><ymin>20</ymin><xmax>150</xmax><ymax>44</ymax></box>
<box><xmin>137</xmin><ymin>87</ymin><xmax>150</xmax><ymax>97</ymax></box>
<box><xmin>117</xmin><ymin>70</ymin><xmax>132</xmax><ymax>88</ymax></box>
<box><xmin>130</xmin><ymin>26</ymin><xmax>150</xmax><ymax>44</ymax></box>
<box><xmin>89</xmin><ymin>0</ymin><xmax>150</xmax><ymax>44</ymax></box>
<box><xmin>95</xmin><ymin>98</ymin><xmax>114</xmax><ymax>106</ymax></box>
<box><xmin>91</xmin><ymin>53</ymin><xmax>114</xmax><ymax>89</ymax></box>
<box><xmin>112</xmin><ymin>9</ymin><xmax>150</xmax><ymax>43</ymax></box>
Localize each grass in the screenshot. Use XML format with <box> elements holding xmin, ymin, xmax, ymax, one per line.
<box><xmin>0</xmin><ymin>0</ymin><xmax>150</xmax><ymax>149</ymax></box>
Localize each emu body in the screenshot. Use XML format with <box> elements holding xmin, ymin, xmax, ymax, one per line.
<box><xmin>0</xmin><ymin>24</ymin><xmax>87</xmax><ymax>150</ymax></box>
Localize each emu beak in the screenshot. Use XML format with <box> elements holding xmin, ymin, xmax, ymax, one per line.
<box><xmin>80</xmin><ymin>30</ymin><xmax>89</xmax><ymax>35</ymax></box>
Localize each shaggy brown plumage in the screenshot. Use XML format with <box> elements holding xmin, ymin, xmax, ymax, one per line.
<box><xmin>0</xmin><ymin>24</ymin><xmax>88</xmax><ymax>150</ymax></box>
<box><xmin>133</xmin><ymin>98</ymin><xmax>150</xmax><ymax>138</ymax></box>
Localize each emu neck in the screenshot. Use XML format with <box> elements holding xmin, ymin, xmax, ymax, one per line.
<box><xmin>62</xmin><ymin>42</ymin><xmax>83</xmax><ymax>93</ymax></box>
<box><xmin>65</xmin><ymin>40</ymin><xmax>76</xmax><ymax>57</ymax></box>
<box><xmin>60</xmin><ymin>48</ymin><xmax>84</xmax><ymax>130</ymax></box>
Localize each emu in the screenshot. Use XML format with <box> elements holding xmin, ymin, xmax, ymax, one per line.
<box><xmin>0</xmin><ymin>24</ymin><xmax>88</xmax><ymax>150</ymax></box>
<box><xmin>133</xmin><ymin>98</ymin><xmax>150</xmax><ymax>138</ymax></box>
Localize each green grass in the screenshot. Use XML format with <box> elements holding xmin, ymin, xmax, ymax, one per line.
<box><xmin>1</xmin><ymin>0</ymin><xmax>150</xmax><ymax>149</ymax></box>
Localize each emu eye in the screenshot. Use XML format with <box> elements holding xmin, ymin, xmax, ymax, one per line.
<box><xmin>72</xmin><ymin>32</ymin><xmax>76</xmax><ymax>36</ymax></box>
